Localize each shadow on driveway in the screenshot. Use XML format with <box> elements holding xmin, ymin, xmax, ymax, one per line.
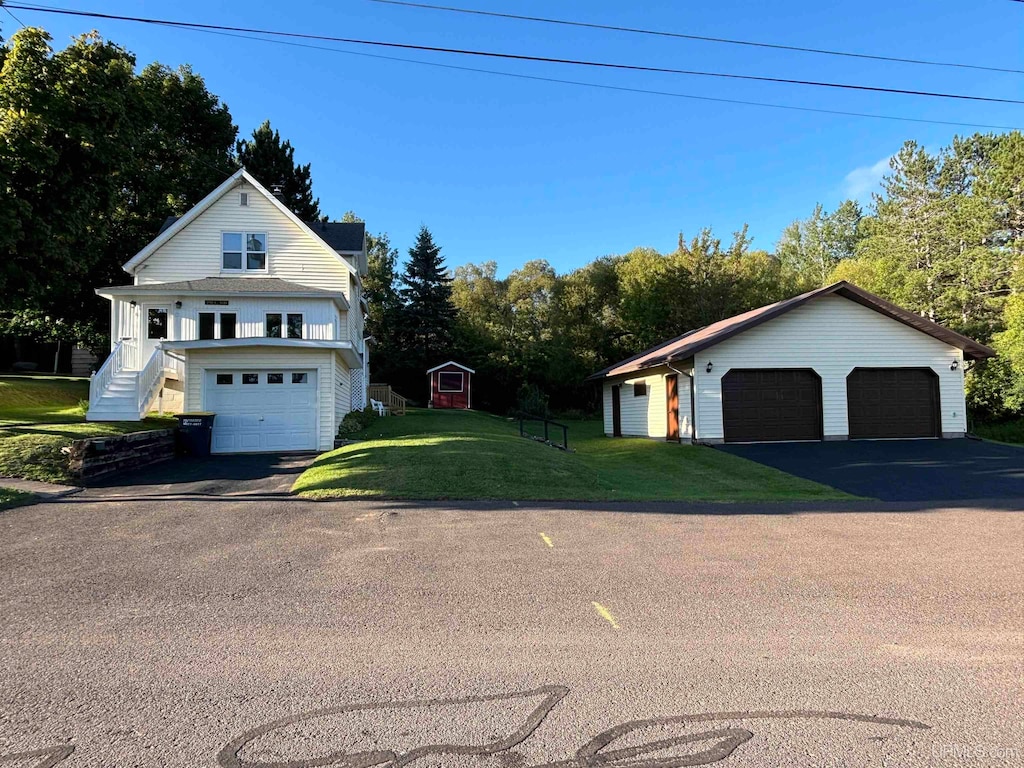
<box><xmin>83</xmin><ymin>452</ymin><xmax>316</xmax><ymax>499</ymax></box>
<box><xmin>717</xmin><ymin>439</ymin><xmax>1024</xmax><ymax>502</ymax></box>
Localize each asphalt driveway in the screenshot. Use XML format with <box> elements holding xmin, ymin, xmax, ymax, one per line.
<box><xmin>717</xmin><ymin>438</ymin><xmax>1024</xmax><ymax>502</ymax></box>
<box><xmin>1</xmin><ymin>495</ymin><xmax>1021</xmax><ymax>767</ymax></box>
<box><xmin>82</xmin><ymin>452</ymin><xmax>316</xmax><ymax>499</ymax></box>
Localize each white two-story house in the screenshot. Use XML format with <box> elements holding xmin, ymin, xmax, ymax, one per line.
<box><xmin>88</xmin><ymin>168</ymin><xmax>370</xmax><ymax>454</ymax></box>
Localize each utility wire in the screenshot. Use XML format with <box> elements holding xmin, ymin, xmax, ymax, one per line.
<box><xmin>144</xmin><ymin>20</ymin><xmax>1020</xmax><ymax>131</ymax></box>
<box><xmin>6</xmin><ymin>3</ymin><xmax>1024</xmax><ymax>105</ymax></box>
<box><xmin>370</xmin><ymin>0</ymin><xmax>1024</xmax><ymax>76</ymax></box>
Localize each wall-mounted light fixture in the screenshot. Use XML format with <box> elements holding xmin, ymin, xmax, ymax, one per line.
<box><xmin>705</xmin><ymin>361</ymin><xmax>713</xmax><ymax>373</ymax></box>
<box><xmin>129</xmin><ymin>300</ymin><xmax>137</xmax><ymax>307</ymax></box>
<box><xmin>950</xmin><ymin>360</ymin><xmax>959</xmax><ymax>371</ymax></box>
<box><xmin>174</xmin><ymin>301</ymin><xmax>182</xmax><ymax>309</ymax></box>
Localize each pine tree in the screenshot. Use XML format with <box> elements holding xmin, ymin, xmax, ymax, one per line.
<box><xmin>236</xmin><ymin>120</ymin><xmax>320</xmax><ymax>220</ymax></box>
<box><xmin>398</xmin><ymin>226</ymin><xmax>456</xmax><ymax>384</ymax></box>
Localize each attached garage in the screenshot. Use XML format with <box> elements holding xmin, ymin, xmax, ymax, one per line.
<box><xmin>589</xmin><ymin>281</ymin><xmax>995</xmax><ymax>444</ymax></box>
<box><xmin>722</xmin><ymin>369</ymin><xmax>822</xmax><ymax>443</ymax></box>
<box><xmin>847</xmin><ymin>368</ymin><xmax>940</xmax><ymax>439</ymax></box>
<box><xmin>205</xmin><ymin>369</ymin><xmax>318</xmax><ymax>452</ymax></box>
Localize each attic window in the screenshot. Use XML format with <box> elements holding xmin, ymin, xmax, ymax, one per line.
<box><xmin>239</xmin><ymin>192</ymin><xmax>249</xmax><ymax>207</ymax></box>
<box><xmin>222</xmin><ymin>231</ymin><xmax>267</xmax><ymax>271</ymax></box>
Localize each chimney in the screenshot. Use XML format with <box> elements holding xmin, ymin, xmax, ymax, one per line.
<box><xmin>271</xmin><ymin>183</ymin><xmax>285</xmax><ymax>202</ymax></box>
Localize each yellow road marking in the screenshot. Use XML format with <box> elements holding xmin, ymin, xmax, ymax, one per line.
<box><xmin>539</xmin><ymin>532</ymin><xmax>554</xmax><ymax>548</ymax></box>
<box><xmin>592</xmin><ymin>601</ymin><xmax>621</xmax><ymax>630</ymax></box>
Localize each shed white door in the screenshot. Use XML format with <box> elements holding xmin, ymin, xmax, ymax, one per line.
<box><xmin>204</xmin><ymin>369</ymin><xmax>318</xmax><ymax>453</ymax></box>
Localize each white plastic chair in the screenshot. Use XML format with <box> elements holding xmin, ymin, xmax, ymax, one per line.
<box><xmin>370</xmin><ymin>398</ymin><xmax>387</xmax><ymax>416</ymax></box>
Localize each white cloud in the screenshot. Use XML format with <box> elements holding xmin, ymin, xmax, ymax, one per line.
<box><xmin>842</xmin><ymin>155</ymin><xmax>892</xmax><ymax>200</ymax></box>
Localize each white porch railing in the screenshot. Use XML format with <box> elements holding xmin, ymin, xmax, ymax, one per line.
<box><xmin>164</xmin><ymin>348</ymin><xmax>185</xmax><ymax>380</ymax></box>
<box><xmin>122</xmin><ymin>338</ymin><xmax>140</xmax><ymax>371</ymax></box>
<box><xmin>89</xmin><ymin>340</ymin><xmax>125</xmax><ymax>408</ymax></box>
<box><xmin>136</xmin><ymin>348</ymin><xmax>165</xmax><ymax>416</ymax></box>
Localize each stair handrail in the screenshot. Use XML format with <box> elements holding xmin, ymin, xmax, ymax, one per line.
<box><xmin>136</xmin><ymin>347</ymin><xmax>166</xmax><ymax>417</ymax></box>
<box><xmin>89</xmin><ymin>340</ymin><xmax>125</xmax><ymax>407</ymax></box>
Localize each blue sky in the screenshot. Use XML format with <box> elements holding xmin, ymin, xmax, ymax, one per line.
<box><xmin>5</xmin><ymin>0</ymin><xmax>1023</xmax><ymax>275</ymax></box>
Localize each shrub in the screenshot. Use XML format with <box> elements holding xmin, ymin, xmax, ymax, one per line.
<box><xmin>515</xmin><ymin>383</ymin><xmax>550</xmax><ymax>418</ymax></box>
<box><xmin>338</xmin><ymin>406</ymin><xmax>380</xmax><ymax>435</ymax></box>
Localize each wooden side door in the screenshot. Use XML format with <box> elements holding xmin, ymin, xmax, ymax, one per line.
<box><xmin>611</xmin><ymin>385</ymin><xmax>622</xmax><ymax>437</ymax></box>
<box><xmin>666</xmin><ymin>374</ymin><xmax>680</xmax><ymax>441</ymax></box>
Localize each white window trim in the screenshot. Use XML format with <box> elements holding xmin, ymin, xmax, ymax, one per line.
<box><xmin>264</xmin><ymin>311</ymin><xmax>305</xmax><ymax>339</ymax></box>
<box><xmin>438</xmin><ymin>371</ymin><xmax>464</xmax><ymax>393</ymax></box>
<box><xmin>221</xmin><ymin>230</ymin><xmax>268</xmax><ymax>273</ymax></box>
<box><xmin>197</xmin><ymin>310</ymin><xmax>237</xmax><ymax>340</ymax></box>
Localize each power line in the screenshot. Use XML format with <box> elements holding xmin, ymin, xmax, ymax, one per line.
<box><xmin>6</xmin><ymin>3</ymin><xmax>1024</xmax><ymax>106</ymax></box>
<box><xmin>370</xmin><ymin>0</ymin><xmax>1024</xmax><ymax>77</ymax></box>
<box><xmin>144</xmin><ymin>21</ymin><xmax>1020</xmax><ymax>131</ymax></box>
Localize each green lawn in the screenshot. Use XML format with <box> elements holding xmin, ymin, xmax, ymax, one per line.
<box><xmin>0</xmin><ymin>375</ymin><xmax>176</xmax><ymax>483</ymax></box>
<box><xmin>294</xmin><ymin>409</ymin><xmax>852</xmax><ymax>502</ymax></box>
<box><xmin>0</xmin><ymin>486</ymin><xmax>35</xmax><ymax>511</ymax></box>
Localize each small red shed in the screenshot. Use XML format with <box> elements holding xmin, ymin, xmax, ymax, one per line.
<box><xmin>428</xmin><ymin>361</ymin><xmax>475</xmax><ymax>409</ymax></box>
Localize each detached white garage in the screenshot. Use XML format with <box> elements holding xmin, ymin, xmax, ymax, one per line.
<box><xmin>588</xmin><ymin>282</ymin><xmax>995</xmax><ymax>444</ymax></box>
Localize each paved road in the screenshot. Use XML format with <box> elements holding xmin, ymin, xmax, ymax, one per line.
<box><xmin>1</xmin><ymin>494</ymin><xmax>1022</xmax><ymax>767</ymax></box>
<box><xmin>718</xmin><ymin>438</ymin><xmax>1024</xmax><ymax>502</ymax></box>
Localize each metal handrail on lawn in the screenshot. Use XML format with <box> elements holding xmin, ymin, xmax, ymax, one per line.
<box><xmin>518</xmin><ymin>413</ymin><xmax>571</xmax><ymax>451</ymax></box>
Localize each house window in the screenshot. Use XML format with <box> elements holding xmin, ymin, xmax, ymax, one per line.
<box><xmin>438</xmin><ymin>372</ymin><xmax>463</xmax><ymax>392</ymax></box>
<box><xmin>265</xmin><ymin>312</ymin><xmax>303</xmax><ymax>338</ymax></box>
<box><xmin>199</xmin><ymin>312</ymin><xmax>216</xmax><ymax>341</ymax></box>
<box><xmin>147</xmin><ymin>308</ymin><xmax>167</xmax><ymax>340</ymax></box>
<box><xmin>291</xmin><ymin>372</ymin><xmax>308</xmax><ymax>384</ymax></box>
<box><xmin>633</xmin><ymin>382</ymin><xmax>647</xmax><ymax>397</ymax></box>
<box><xmin>220</xmin><ymin>313</ymin><xmax>236</xmax><ymax>339</ymax></box>
<box><xmin>216</xmin><ymin>374</ymin><xmax>233</xmax><ymax>385</ymax></box>
<box><xmin>199</xmin><ymin>311</ymin><xmax>236</xmax><ymax>340</ymax></box>
<box><xmin>222</xmin><ymin>232</ymin><xmax>267</xmax><ymax>271</ymax></box>
<box><xmin>242</xmin><ymin>373</ymin><xmax>259</xmax><ymax>384</ymax></box>
<box><xmin>239</xmin><ymin>192</ymin><xmax>249</xmax><ymax>207</ymax></box>
<box><xmin>267</xmin><ymin>373</ymin><xmax>284</xmax><ymax>384</ymax></box>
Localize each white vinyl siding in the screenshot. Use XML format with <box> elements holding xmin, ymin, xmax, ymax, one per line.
<box><xmin>134</xmin><ymin>180</ymin><xmax>351</xmax><ymax>299</ymax></box>
<box><xmin>602</xmin><ymin>366</ymin><xmax>693</xmax><ymax>439</ymax></box>
<box><xmin>334</xmin><ymin>353</ymin><xmax>351</xmax><ymax>428</ymax></box>
<box><xmin>184</xmin><ymin>347</ymin><xmax>335</xmax><ymax>451</ymax></box>
<box><xmin>692</xmin><ymin>295</ymin><xmax>967</xmax><ymax>441</ymax></box>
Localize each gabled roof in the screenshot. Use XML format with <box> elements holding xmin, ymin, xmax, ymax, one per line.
<box><xmin>96</xmin><ymin>277</ymin><xmax>349</xmax><ymax>309</ymax></box>
<box><xmin>155</xmin><ymin>218</ymin><xmax>366</xmax><ymax>253</ymax></box>
<box><xmin>427</xmin><ymin>360</ymin><xmax>476</xmax><ymax>374</ymax></box>
<box><xmin>587</xmin><ymin>281</ymin><xmax>995</xmax><ymax>381</ymax></box>
<box><xmin>122</xmin><ymin>168</ymin><xmax>359</xmax><ymax>276</ymax></box>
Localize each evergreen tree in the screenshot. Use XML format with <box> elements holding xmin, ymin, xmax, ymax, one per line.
<box><xmin>398</xmin><ymin>226</ymin><xmax>456</xmax><ymax>389</ymax></box>
<box><xmin>236</xmin><ymin>120</ymin><xmax>320</xmax><ymax>219</ymax></box>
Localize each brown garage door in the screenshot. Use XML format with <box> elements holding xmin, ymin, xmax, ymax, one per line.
<box><xmin>722</xmin><ymin>369</ymin><xmax>822</xmax><ymax>443</ymax></box>
<box><xmin>847</xmin><ymin>368</ymin><xmax>940</xmax><ymax>439</ymax></box>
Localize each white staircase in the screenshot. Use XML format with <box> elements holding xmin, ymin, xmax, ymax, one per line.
<box><xmin>87</xmin><ymin>370</ymin><xmax>145</xmax><ymax>421</ymax></box>
<box><xmin>87</xmin><ymin>340</ymin><xmax>168</xmax><ymax>422</ymax></box>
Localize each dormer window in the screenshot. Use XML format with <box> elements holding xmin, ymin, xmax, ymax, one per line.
<box><xmin>222</xmin><ymin>232</ymin><xmax>267</xmax><ymax>271</ymax></box>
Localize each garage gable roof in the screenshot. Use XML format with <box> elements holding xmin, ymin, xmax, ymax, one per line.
<box><xmin>587</xmin><ymin>281</ymin><xmax>995</xmax><ymax>381</ymax></box>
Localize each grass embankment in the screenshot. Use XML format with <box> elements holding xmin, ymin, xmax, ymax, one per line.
<box><xmin>0</xmin><ymin>376</ymin><xmax>176</xmax><ymax>483</ymax></box>
<box><xmin>973</xmin><ymin>419</ymin><xmax>1024</xmax><ymax>445</ymax></box>
<box><xmin>0</xmin><ymin>486</ymin><xmax>34</xmax><ymax>511</ymax></box>
<box><xmin>294</xmin><ymin>408</ymin><xmax>851</xmax><ymax>502</ymax></box>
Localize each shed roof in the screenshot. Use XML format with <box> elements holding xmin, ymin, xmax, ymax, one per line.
<box><xmin>427</xmin><ymin>361</ymin><xmax>476</xmax><ymax>374</ymax></box>
<box><xmin>587</xmin><ymin>281</ymin><xmax>995</xmax><ymax>381</ymax></box>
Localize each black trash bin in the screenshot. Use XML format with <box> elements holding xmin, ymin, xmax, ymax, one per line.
<box><xmin>174</xmin><ymin>412</ymin><xmax>216</xmax><ymax>457</ymax></box>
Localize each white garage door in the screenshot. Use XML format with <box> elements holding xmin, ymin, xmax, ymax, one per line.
<box><xmin>204</xmin><ymin>369</ymin><xmax>318</xmax><ymax>453</ymax></box>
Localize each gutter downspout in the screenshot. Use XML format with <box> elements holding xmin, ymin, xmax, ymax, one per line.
<box><xmin>666</xmin><ymin>362</ymin><xmax>696</xmax><ymax>445</ymax></box>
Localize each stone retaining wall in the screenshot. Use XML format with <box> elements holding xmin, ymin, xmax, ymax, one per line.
<box><xmin>68</xmin><ymin>429</ymin><xmax>176</xmax><ymax>482</ymax></box>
